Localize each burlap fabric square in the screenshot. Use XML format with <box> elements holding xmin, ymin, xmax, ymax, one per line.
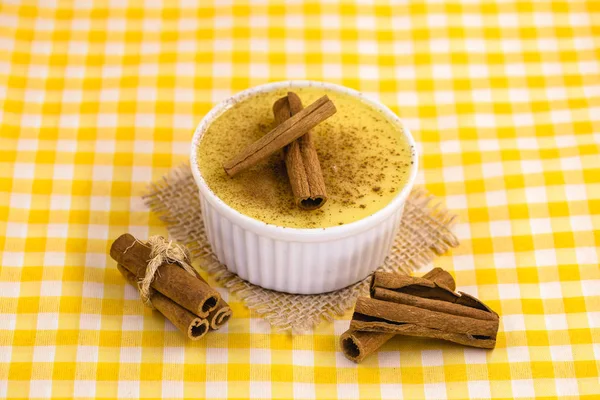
<box><xmin>143</xmin><ymin>165</ymin><xmax>459</xmax><ymax>332</ymax></box>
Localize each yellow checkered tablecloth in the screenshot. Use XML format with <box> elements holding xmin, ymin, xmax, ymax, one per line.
<box><xmin>1</xmin><ymin>0</ymin><xmax>599</xmax><ymax>398</ymax></box>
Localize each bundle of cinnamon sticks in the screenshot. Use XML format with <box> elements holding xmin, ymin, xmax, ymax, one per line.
<box><xmin>110</xmin><ymin>233</ymin><xmax>232</xmax><ymax>340</ymax></box>
<box><xmin>341</xmin><ymin>268</ymin><xmax>499</xmax><ymax>363</ymax></box>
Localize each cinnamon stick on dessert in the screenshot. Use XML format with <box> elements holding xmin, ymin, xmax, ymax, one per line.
<box><xmin>223</xmin><ymin>95</ymin><xmax>336</xmax><ymax>177</ymax></box>
<box><xmin>273</xmin><ymin>92</ymin><xmax>328</xmax><ymax>210</ymax></box>
<box><xmin>117</xmin><ymin>264</ymin><xmax>210</xmax><ymax>340</ymax></box>
<box><xmin>341</xmin><ymin>268</ymin><xmax>455</xmax><ymax>363</ymax></box>
<box><xmin>110</xmin><ymin>233</ymin><xmax>220</xmax><ymax>318</ymax></box>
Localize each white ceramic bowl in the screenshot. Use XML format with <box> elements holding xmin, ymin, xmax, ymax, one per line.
<box><xmin>190</xmin><ymin>81</ymin><xmax>418</xmax><ymax>294</ymax></box>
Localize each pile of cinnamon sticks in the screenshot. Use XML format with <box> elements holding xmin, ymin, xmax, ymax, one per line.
<box><xmin>224</xmin><ymin>92</ymin><xmax>335</xmax><ymax>210</ymax></box>
<box><xmin>341</xmin><ymin>268</ymin><xmax>499</xmax><ymax>362</ymax></box>
<box><xmin>110</xmin><ymin>233</ymin><xmax>231</xmax><ymax>340</ymax></box>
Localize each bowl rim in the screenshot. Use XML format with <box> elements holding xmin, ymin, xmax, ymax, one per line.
<box><xmin>190</xmin><ymin>80</ymin><xmax>418</xmax><ymax>242</ymax></box>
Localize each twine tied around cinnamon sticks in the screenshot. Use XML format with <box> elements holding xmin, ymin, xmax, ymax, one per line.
<box><xmin>129</xmin><ymin>235</ymin><xmax>197</xmax><ymax>309</ymax></box>
<box><xmin>111</xmin><ymin>233</ymin><xmax>232</xmax><ymax>340</ymax></box>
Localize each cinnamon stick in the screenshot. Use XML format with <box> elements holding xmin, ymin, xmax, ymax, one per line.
<box><xmin>418</xmin><ymin>267</ymin><xmax>456</xmax><ymax>291</ymax></box>
<box><xmin>340</xmin><ymin>331</ymin><xmax>395</xmax><ymax>363</ymax></box>
<box><xmin>371</xmin><ymin>288</ymin><xmax>496</xmax><ymax>321</ymax></box>
<box><xmin>273</xmin><ymin>92</ymin><xmax>328</xmax><ymax>210</ymax></box>
<box><xmin>110</xmin><ymin>233</ymin><xmax>220</xmax><ymax>318</ymax></box>
<box><xmin>188</xmin><ymin>267</ymin><xmax>233</xmax><ymax>330</ymax></box>
<box><xmin>370</xmin><ymin>271</ymin><xmax>459</xmax><ymax>303</ymax></box>
<box><xmin>351</xmin><ymin>297</ymin><xmax>499</xmax><ymax>338</ymax></box>
<box><xmin>223</xmin><ymin>95</ymin><xmax>336</xmax><ymax>177</ymax></box>
<box><xmin>117</xmin><ymin>264</ymin><xmax>209</xmax><ymax>340</ymax></box>
<box><xmin>371</xmin><ymin>270</ymin><xmax>497</xmax><ymax>315</ymax></box>
<box><xmin>207</xmin><ymin>298</ymin><xmax>232</xmax><ymax>330</ymax></box>
<box><xmin>340</xmin><ymin>268</ymin><xmax>456</xmax><ymax>362</ymax></box>
<box><xmin>349</xmin><ymin>319</ymin><xmax>497</xmax><ymax>349</ymax></box>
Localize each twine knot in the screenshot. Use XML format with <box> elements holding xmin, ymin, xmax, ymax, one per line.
<box><xmin>137</xmin><ymin>235</ymin><xmax>196</xmax><ymax>308</ymax></box>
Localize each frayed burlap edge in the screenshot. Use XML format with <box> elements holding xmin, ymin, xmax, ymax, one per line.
<box><xmin>143</xmin><ymin>164</ymin><xmax>459</xmax><ymax>333</ymax></box>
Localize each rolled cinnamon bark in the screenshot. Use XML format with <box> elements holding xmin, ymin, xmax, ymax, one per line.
<box><xmin>351</xmin><ymin>297</ymin><xmax>499</xmax><ymax>338</ymax></box>
<box><xmin>340</xmin><ymin>268</ymin><xmax>457</xmax><ymax>362</ymax></box>
<box><xmin>349</xmin><ymin>319</ymin><xmax>496</xmax><ymax>349</ymax></box>
<box><xmin>370</xmin><ymin>271</ymin><xmax>459</xmax><ymax>303</ymax></box>
<box><xmin>371</xmin><ymin>288</ymin><xmax>496</xmax><ymax>321</ymax></box>
<box><xmin>110</xmin><ymin>233</ymin><xmax>220</xmax><ymax>318</ymax></box>
<box><xmin>417</xmin><ymin>267</ymin><xmax>455</xmax><ymax>291</ymax></box>
<box><xmin>371</xmin><ymin>270</ymin><xmax>497</xmax><ymax>315</ymax></box>
<box><xmin>188</xmin><ymin>267</ymin><xmax>233</xmax><ymax>330</ymax></box>
<box><xmin>207</xmin><ymin>298</ymin><xmax>232</xmax><ymax>330</ymax></box>
<box><xmin>340</xmin><ymin>331</ymin><xmax>394</xmax><ymax>363</ymax></box>
<box><xmin>273</xmin><ymin>92</ymin><xmax>328</xmax><ymax>210</ymax></box>
<box><xmin>117</xmin><ymin>264</ymin><xmax>209</xmax><ymax>340</ymax></box>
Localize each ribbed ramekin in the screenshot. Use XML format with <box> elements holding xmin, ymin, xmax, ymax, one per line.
<box><xmin>190</xmin><ymin>81</ymin><xmax>418</xmax><ymax>294</ymax></box>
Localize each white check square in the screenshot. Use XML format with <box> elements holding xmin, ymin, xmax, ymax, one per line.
<box><xmin>338</xmin><ymin>383</ymin><xmax>359</xmax><ymax>399</ymax></box>
<box><xmin>493</xmin><ymin>252</ymin><xmax>516</xmax><ymax>269</ymax></box>
<box><xmin>250</xmin><ymin>381</ymin><xmax>272</xmax><ymax>399</ymax></box>
<box><xmin>33</xmin><ymin>346</ymin><xmax>55</xmax><ymax>362</ymax></box>
<box><xmin>489</xmin><ymin>220</ymin><xmax>512</xmax><ymax>237</ymax></box>
<box><xmin>205</xmin><ymin>382</ymin><xmax>227</xmax><ymax>398</ymax></box>
<box><xmin>463</xmin><ymin>348</ymin><xmax>487</xmax><ymax>364</ymax></box>
<box><xmin>442</xmin><ymin>166</ymin><xmax>464</xmax><ymax>182</ymax></box>
<box><xmin>29</xmin><ymin>380</ymin><xmax>52</xmax><ymax>399</ymax></box>
<box><xmin>468</xmin><ymin>380</ymin><xmax>491</xmax><ymax>399</ymax></box>
<box><xmin>555</xmin><ymin>378</ymin><xmax>578</xmax><ymax>396</ymax></box>
<box><xmin>118</xmin><ymin>381</ymin><xmax>140</xmax><ymax>398</ymax></box>
<box><xmin>162</xmin><ymin>381</ymin><xmax>183</xmax><ymax>398</ymax></box>
<box><xmin>502</xmin><ymin>314</ymin><xmax>526</xmax><ymax>332</ymax></box>
<box><xmin>206</xmin><ymin>347</ymin><xmax>228</xmax><ymax>364</ymax></box>
<box><xmin>120</xmin><ymin>346</ymin><xmax>142</xmax><ymax>363</ymax></box>
<box><xmin>293</xmin><ymin>382</ymin><xmax>315</xmax><ymax>399</ymax></box>
<box><xmin>545</xmin><ymin>314</ymin><xmax>568</xmax><ymax>330</ymax></box>
<box><xmin>422</xmin><ymin>350</ymin><xmax>444</xmax><ymax>366</ymax></box>
<box><xmin>424</xmin><ymin>383</ymin><xmax>446</xmax><ymax>399</ymax></box>
<box><xmin>576</xmin><ymin>247</ymin><xmax>598</xmax><ymax>264</ymax></box>
<box><xmin>79</xmin><ymin>314</ymin><xmax>101</xmax><ymax>330</ymax></box>
<box><xmin>163</xmin><ymin>346</ymin><xmax>185</xmax><ymax>364</ymax></box>
<box><xmin>10</xmin><ymin>193</ymin><xmax>32</xmax><ymax>209</ymax></box>
<box><xmin>381</xmin><ymin>384</ymin><xmax>403</xmax><ymax>399</ymax></box>
<box><xmin>525</xmin><ymin>187</ymin><xmax>547</xmax><ymax>204</ymax></box>
<box><xmin>250</xmin><ymin>348</ymin><xmax>271</xmax><ymax>364</ymax></box>
<box><xmin>0</xmin><ymin>346</ymin><xmax>11</xmax><ymax>362</ymax></box>
<box><xmin>37</xmin><ymin>313</ymin><xmax>59</xmax><ymax>330</ymax></box>
<box><xmin>550</xmin><ymin>345</ymin><xmax>573</xmax><ymax>361</ymax></box>
<box><xmin>535</xmin><ymin>249</ymin><xmax>557</xmax><ymax>267</ymax></box>
<box><xmin>512</xmin><ymin>379</ymin><xmax>535</xmax><ymax>398</ymax></box>
<box><xmin>497</xmin><ymin>284</ymin><xmax>521</xmax><ymax>300</ymax></box>
<box><xmin>358</xmin><ymin>40</ymin><xmax>378</xmax><ymax>55</ymax></box>
<box><xmin>453</xmin><ymin>254</ymin><xmax>475</xmax><ymax>271</ymax></box>
<box><xmin>0</xmin><ymin>282</ymin><xmax>20</xmax><ymax>297</ymax></box>
<box><xmin>530</xmin><ymin>218</ymin><xmax>552</xmax><ymax>235</ymax></box>
<box><xmin>122</xmin><ymin>315</ymin><xmax>144</xmax><ymax>331</ymax></box>
<box><xmin>378</xmin><ymin>351</ymin><xmax>401</xmax><ymax>368</ymax></box>
<box><xmin>293</xmin><ymin>349</ymin><xmax>314</xmax><ymax>367</ymax></box>
<box><xmin>76</xmin><ymin>346</ymin><xmax>99</xmax><ymax>363</ymax></box>
<box><xmin>539</xmin><ymin>281</ymin><xmax>563</xmax><ymax>299</ymax></box>
<box><xmin>507</xmin><ymin>346</ymin><xmax>530</xmax><ymax>362</ymax></box>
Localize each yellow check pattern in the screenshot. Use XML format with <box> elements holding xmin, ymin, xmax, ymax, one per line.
<box><xmin>1</xmin><ymin>0</ymin><xmax>599</xmax><ymax>399</ymax></box>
